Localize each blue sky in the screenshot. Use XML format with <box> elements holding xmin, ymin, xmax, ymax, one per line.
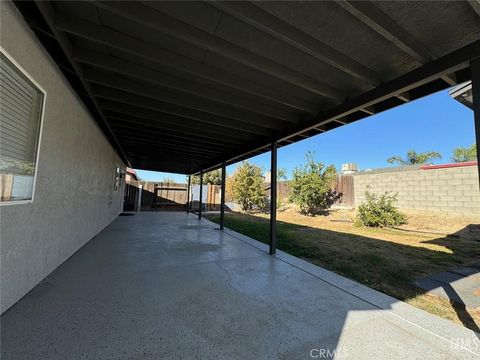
<box><xmin>136</xmin><ymin>89</ymin><xmax>475</xmax><ymax>182</ymax></box>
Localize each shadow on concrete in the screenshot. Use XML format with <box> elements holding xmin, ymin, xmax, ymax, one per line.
<box><xmin>207</xmin><ymin>212</ymin><xmax>480</xmax><ymax>335</ymax></box>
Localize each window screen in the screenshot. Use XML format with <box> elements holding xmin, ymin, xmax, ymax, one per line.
<box><xmin>0</xmin><ymin>52</ymin><xmax>44</xmax><ymax>203</ymax></box>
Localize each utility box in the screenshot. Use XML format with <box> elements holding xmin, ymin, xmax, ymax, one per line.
<box><xmin>341</xmin><ymin>163</ymin><xmax>358</xmax><ymax>173</ymax></box>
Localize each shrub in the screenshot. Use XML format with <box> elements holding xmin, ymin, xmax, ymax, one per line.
<box><xmin>356</xmin><ymin>189</ymin><xmax>407</xmax><ymax>227</ymax></box>
<box><xmin>226</xmin><ymin>161</ymin><xmax>267</xmax><ymax>212</ymax></box>
<box><xmin>289</xmin><ymin>152</ymin><xmax>338</xmax><ymax>216</ymax></box>
<box><xmin>190</xmin><ymin>169</ymin><xmax>222</xmax><ymax>185</ymax></box>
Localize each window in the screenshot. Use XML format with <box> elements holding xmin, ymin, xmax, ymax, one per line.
<box><xmin>0</xmin><ymin>51</ymin><xmax>44</xmax><ymax>203</ymax></box>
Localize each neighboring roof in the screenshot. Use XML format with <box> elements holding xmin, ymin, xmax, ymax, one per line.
<box><xmin>449</xmin><ymin>81</ymin><xmax>473</xmax><ymax>109</ymax></box>
<box><xmin>13</xmin><ymin>1</ymin><xmax>480</xmax><ymax>174</ymax></box>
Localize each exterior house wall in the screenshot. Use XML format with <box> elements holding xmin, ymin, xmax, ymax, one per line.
<box><xmin>353</xmin><ymin>164</ymin><xmax>479</xmax><ymax>217</ymax></box>
<box><xmin>1</xmin><ymin>3</ymin><xmax>125</xmax><ymax>313</ymax></box>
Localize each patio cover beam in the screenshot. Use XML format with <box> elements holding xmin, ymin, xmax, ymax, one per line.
<box><xmin>98</xmin><ymin>101</ymin><xmax>256</xmax><ymax>143</ymax></box>
<box><xmin>54</xmin><ymin>11</ymin><xmax>317</xmax><ymax>113</ymax></box>
<box><xmin>195</xmin><ymin>40</ymin><xmax>480</xmax><ymax>175</ymax></box>
<box><xmin>91</xmin><ymin>86</ymin><xmax>272</xmax><ymax>137</ymax></box>
<box><xmin>74</xmin><ymin>50</ymin><xmax>296</xmax><ymax>122</ymax></box>
<box><xmin>34</xmin><ymin>1</ymin><xmax>130</xmax><ymax>166</ymax></box>
<box><xmin>220</xmin><ymin>162</ymin><xmax>226</xmax><ymax>230</ymax></box>
<box><xmin>90</xmin><ymin>1</ymin><xmax>345</xmax><ymax>101</ymax></box>
<box><xmin>269</xmin><ymin>141</ymin><xmax>277</xmax><ymax>255</ymax></box>
<box><xmin>210</xmin><ymin>1</ymin><xmax>380</xmax><ymax>86</ymax></box>
<box><xmin>84</xmin><ymin>68</ymin><xmax>290</xmax><ymax>130</ymax></box>
<box><xmin>337</xmin><ymin>1</ymin><xmax>456</xmax><ymax>86</ymax></box>
<box><xmin>187</xmin><ymin>176</ymin><xmax>191</xmax><ymax>214</ymax></box>
<box><xmin>198</xmin><ymin>171</ymin><xmax>203</xmax><ymax>220</ymax></box>
<box><xmin>107</xmin><ymin>118</ymin><xmax>239</xmax><ymax>149</ymax></box>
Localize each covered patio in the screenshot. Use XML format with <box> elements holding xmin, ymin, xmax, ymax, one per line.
<box><xmin>2</xmin><ymin>1</ymin><xmax>480</xmax><ymax>358</ymax></box>
<box><xmin>2</xmin><ymin>212</ymin><xmax>478</xmax><ymax>359</ymax></box>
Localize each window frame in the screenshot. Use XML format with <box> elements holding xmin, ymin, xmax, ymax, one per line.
<box><xmin>0</xmin><ymin>47</ymin><xmax>46</xmax><ymax>206</ymax></box>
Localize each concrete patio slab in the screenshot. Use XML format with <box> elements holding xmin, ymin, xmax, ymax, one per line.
<box><xmin>415</xmin><ymin>269</ymin><xmax>480</xmax><ymax>310</ymax></box>
<box><xmin>1</xmin><ymin>212</ymin><xmax>479</xmax><ymax>359</ymax></box>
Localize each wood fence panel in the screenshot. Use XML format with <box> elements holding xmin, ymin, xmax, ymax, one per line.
<box><xmin>332</xmin><ymin>174</ymin><xmax>354</xmax><ymax>207</ymax></box>
<box><xmin>0</xmin><ymin>174</ymin><xmax>14</xmax><ymax>201</ymax></box>
<box><xmin>206</xmin><ymin>184</ymin><xmax>221</xmax><ymax>210</ymax></box>
<box><xmin>123</xmin><ymin>183</ymin><xmax>139</xmax><ymax>211</ymax></box>
<box><xmin>141</xmin><ymin>182</ymin><xmax>156</xmax><ymax>210</ymax></box>
<box><xmin>153</xmin><ymin>182</ymin><xmax>187</xmax><ymax>210</ymax></box>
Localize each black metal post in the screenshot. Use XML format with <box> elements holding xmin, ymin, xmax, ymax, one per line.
<box><xmin>471</xmin><ymin>58</ymin><xmax>480</xmax><ymax>190</ymax></box>
<box><xmin>220</xmin><ymin>162</ymin><xmax>226</xmax><ymax>230</ymax></box>
<box><xmin>186</xmin><ymin>175</ymin><xmax>191</xmax><ymax>213</ymax></box>
<box><xmin>198</xmin><ymin>171</ymin><xmax>203</xmax><ymax>219</ymax></box>
<box><xmin>269</xmin><ymin>141</ymin><xmax>277</xmax><ymax>255</ymax></box>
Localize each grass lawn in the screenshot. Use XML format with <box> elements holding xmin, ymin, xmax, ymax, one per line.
<box><xmin>204</xmin><ymin>209</ymin><xmax>480</xmax><ymax>332</ymax></box>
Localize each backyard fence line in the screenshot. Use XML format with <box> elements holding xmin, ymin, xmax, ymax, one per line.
<box><xmin>124</xmin><ymin>162</ymin><xmax>478</xmax><ymax>216</ymax></box>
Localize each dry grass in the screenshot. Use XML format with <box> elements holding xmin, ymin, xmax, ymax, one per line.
<box><xmin>205</xmin><ymin>207</ymin><xmax>480</xmax><ymax>331</ymax></box>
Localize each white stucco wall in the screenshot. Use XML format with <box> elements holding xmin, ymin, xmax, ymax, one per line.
<box><xmin>0</xmin><ymin>2</ymin><xmax>126</xmax><ymax>313</ymax></box>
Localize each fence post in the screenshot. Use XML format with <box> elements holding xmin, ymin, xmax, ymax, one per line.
<box><xmin>137</xmin><ymin>184</ymin><xmax>143</xmax><ymax>212</ymax></box>
<box><xmin>220</xmin><ymin>162</ymin><xmax>226</xmax><ymax>230</ymax></box>
<box><xmin>471</xmin><ymin>58</ymin><xmax>480</xmax><ymax>190</ymax></box>
<box><xmin>198</xmin><ymin>171</ymin><xmax>203</xmax><ymax>220</ymax></box>
<box><xmin>270</xmin><ymin>141</ymin><xmax>277</xmax><ymax>255</ymax></box>
<box><xmin>186</xmin><ymin>175</ymin><xmax>191</xmax><ymax>214</ymax></box>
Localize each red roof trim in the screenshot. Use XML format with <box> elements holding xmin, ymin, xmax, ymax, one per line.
<box><xmin>420</xmin><ymin>161</ymin><xmax>477</xmax><ymax>170</ymax></box>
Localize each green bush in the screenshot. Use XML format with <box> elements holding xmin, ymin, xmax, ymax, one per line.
<box><xmin>356</xmin><ymin>189</ymin><xmax>407</xmax><ymax>227</ymax></box>
<box><xmin>289</xmin><ymin>152</ymin><xmax>338</xmax><ymax>216</ymax></box>
<box><xmin>226</xmin><ymin>161</ymin><xmax>267</xmax><ymax>212</ymax></box>
<box><xmin>190</xmin><ymin>169</ymin><xmax>222</xmax><ymax>185</ymax></box>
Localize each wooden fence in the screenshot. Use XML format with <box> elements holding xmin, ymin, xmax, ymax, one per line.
<box><xmin>332</xmin><ymin>174</ymin><xmax>355</xmax><ymax>208</ymax></box>
<box><xmin>0</xmin><ymin>174</ymin><xmax>14</xmax><ymax>202</ymax></box>
<box><xmin>123</xmin><ymin>182</ymin><xmax>139</xmax><ymax>211</ymax></box>
<box><xmin>154</xmin><ymin>182</ymin><xmax>187</xmax><ymax>210</ymax></box>
<box><xmin>123</xmin><ymin>181</ymin><xmax>188</xmax><ymax>211</ymax></box>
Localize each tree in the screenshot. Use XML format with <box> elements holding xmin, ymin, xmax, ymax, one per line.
<box><xmin>226</xmin><ymin>161</ymin><xmax>266</xmax><ymax>212</ymax></box>
<box><xmin>277</xmin><ymin>168</ymin><xmax>287</xmax><ymax>180</ymax></box>
<box><xmin>289</xmin><ymin>152</ymin><xmax>337</xmax><ymax>216</ymax></box>
<box><xmin>162</xmin><ymin>177</ymin><xmax>176</xmax><ymax>183</ymax></box>
<box><xmin>190</xmin><ymin>169</ymin><xmax>222</xmax><ymax>185</ymax></box>
<box><xmin>452</xmin><ymin>144</ymin><xmax>476</xmax><ymax>163</ymax></box>
<box><xmin>387</xmin><ymin>150</ymin><xmax>441</xmax><ymax>166</ymax></box>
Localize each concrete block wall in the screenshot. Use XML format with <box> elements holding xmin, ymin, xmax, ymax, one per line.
<box><xmin>353</xmin><ymin>164</ymin><xmax>480</xmax><ymax>217</ymax></box>
<box><xmin>1</xmin><ymin>3</ymin><xmax>126</xmax><ymax>313</ymax></box>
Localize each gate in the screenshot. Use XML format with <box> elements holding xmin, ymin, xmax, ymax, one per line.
<box><xmin>152</xmin><ymin>182</ymin><xmax>187</xmax><ymax>211</ymax></box>
<box><xmin>123</xmin><ymin>183</ymin><xmax>139</xmax><ymax>211</ymax></box>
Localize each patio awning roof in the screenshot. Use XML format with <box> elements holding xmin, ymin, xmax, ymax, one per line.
<box><xmin>14</xmin><ymin>1</ymin><xmax>480</xmax><ymax>174</ymax></box>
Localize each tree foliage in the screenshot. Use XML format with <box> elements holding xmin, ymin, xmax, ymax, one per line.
<box><xmin>226</xmin><ymin>161</ymin><xmax>266</xmax><ymax>212</ymax></box>
<box><xmin>289</xmin><ymin>152</ymin><xmax>337</xmax><ymax>216</ymax></box>
<box><xmin>452</xmin><ymin>144</ymin><xmax>476</xmax><ymax>163</ymax></box>
<box><xmin>277</xmin><ymin>168</ymin><xmax>287</xmax><ymax>180</ymax></box>
<box><xmin>190</xmin><ymin>169</ymin><xmax>222</xmax><ymax>185</ymax></box>
<box><xmin>162</xmin><ymin>177</ymin><xmax>176</xmax><ymax>183</ymax></box>
<box><xmin>356</xmin><ymin>189</ymin><xmax>407</xmax><ymax>228</ymax></box>
<box><xmin>387</xmin><ymin>150</ymin><xmax>441</xmax><ymax>166</ymax></box>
